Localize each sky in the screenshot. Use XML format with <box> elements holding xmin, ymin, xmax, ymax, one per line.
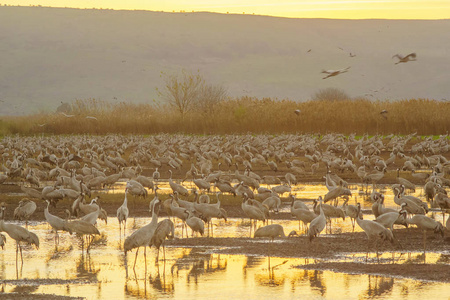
<box><xmin>1</xmin><ymin>0</ymin><xmax>450</xmax><ymax>19</ymax></box>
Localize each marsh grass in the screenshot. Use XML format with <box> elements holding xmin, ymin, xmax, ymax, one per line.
<box><xmin>1</xmin><ymin>97</ymin><xmax>449</xmax><ymax>135</ymax></box>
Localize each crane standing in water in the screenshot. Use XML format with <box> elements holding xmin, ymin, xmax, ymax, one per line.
<box><xmin>117</xmin><ymin>188</ymin><xmax>130</xmax><ymax>236</ymax></box>
<box><xmin>124</xmin><ymin>199</ymin><xmax>160</xmax><ymax>269</ymax></box>
<box><xmin>0</xmin><ymin>203</ymin><xmax>39</xmax><ymax>266</ymax></box>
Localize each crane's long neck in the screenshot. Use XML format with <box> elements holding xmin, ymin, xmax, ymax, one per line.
<box><xmin>0</xmin><ymin>208</ymin><xmax>5</xmax><ymax>221</ymax></box>
<box><xmin>123</xmin><ymin>192</ymin><xmax>128</xmax><ymax>206</ymax></box>
<box><xmin>150</xmin><ymin>203</ymin><xmax>159</xmax><ymax>225</ymax></box>
<box><xmin>44</xmin><ymin>201</ymin><xmax>51</xmax><ymax>218</ymax></box>
<box><xmin>194</xmin><ymin>192</ymin><xmax>199</xmax><ymax>203</ymax></box>
<box><xmin>215</xmin><ymin>193</ymin><xmax>221</xmax><ymax>207</ymax></box>
<box><xmin>319</xmin><ymin>203</ymin><xmax>324</xmax><ymax>216</ymax></box>
<box><xmin>356</xmin><ymin>204</ymin><xmax>363</xmax><ymax>222</ymax></box>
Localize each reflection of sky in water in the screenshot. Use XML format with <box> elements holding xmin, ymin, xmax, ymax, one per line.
<box><xmin>111</xmin><ymin>180</ymin><xmax>432</xmax><ymax>210</ymax></box>
<box><xmin>1</xmin><ymin>182</ymin><xmax>448</xmax><ymax>298</ymax></box>
<box><xmin>0</xmin><ymin>216</ymin><xmax>447</xmax><ymax>299</ymax></box>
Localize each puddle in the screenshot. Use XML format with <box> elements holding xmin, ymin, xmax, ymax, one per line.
<box><xmin>0</xmin><ymin>216</ymin><xmax>448</xmax><ymax>299</ymax></box>
<box><xmin>1</xmin><ymin>180</ymin><xmax>448</xmax><ymax>298</ymax></box>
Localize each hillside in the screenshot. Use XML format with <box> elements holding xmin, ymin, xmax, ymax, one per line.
<box><xmin>0</xmin><ymin>6</ymin><xmax>449</xmax><ymax>115</ymax></box>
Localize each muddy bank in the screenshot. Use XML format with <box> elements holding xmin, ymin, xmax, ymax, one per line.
<box><xmin>165</xmin><ymin>228</ymin><xmax>450</xmax><ymax>282</ymax></box>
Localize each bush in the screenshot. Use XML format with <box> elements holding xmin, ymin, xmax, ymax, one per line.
<box><xmin>312</xmin><ymin>88</ymin><xmax>350</xmax><ymax>102</ymax></box>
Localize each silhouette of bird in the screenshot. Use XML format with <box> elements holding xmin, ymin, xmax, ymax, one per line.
<box><xmin>241</xmin><ymin>194</ymin><xmax>266</xmax><ymax>236</ymax></box>
<box><xmin>186</xmin><ymin>209</ymin><xmax>204</xmax><ymax>237</ymax></box>
<box><xmin>60</xmin><ymin>112</ymin><xmax>75</xmax><ymax>118</ymax></box>
<box><xmin>150</xmin><ymin>218</ymin><xmax>174</xmax><ymax>263</ymax></box>
<box><xmin>343</xmin><ymin>198</ymin><xmax>362</xmax><ymax>232</ymax></box>
<box><xmin>124</xmin><ymin>199</ymin><xmax>160</xmax><ymax>269</ymax></box>
<box><xmin>152</xmin><ymin>167</ymin><xmax>160</xmax><ymax>182</ymax></box>
<box><xmin>355</xmin><ymin>203</ymin><xmax>395</xmax><ymax>261</ymax></box>
<box><xmin>0</xmin><ymin>205</ymin><xmax>39</xmax><ymax>265</ymax></box>
<box><xmin>66</xmin><ymin>218</ymin><xmax>100</xmax><ymax>251</ymax></box>
<box><xmin>44</xmin><ymin>200</ymin><xmax>71</xmax><ymax>246</ymax></box>
<box><xmin>117</xmin><ymin>188</ymin><xmax>129</xmax><ymax>235</ymax></box>
<box><xmin>392</xmin><ymin>53</ymin><xmax>416</xmax><ymax>64</ymax></box>
<box><xmin>321</xmin><ymin>67</ymin><xmax>350</xmax><ymax>79</ymax></box>
<box><xmin>308</xmin><ymin>197</ymin><xmax>326</xmax><ymax>242</ymax></box>
<box><xmin>13</xmin><ymin>199</ymin><xmax>37</xmax><ymax>227</ymax></box>
<box><xmin>0</xmin><ymin>233</ymin><xmax>5</xmax><ymax>250</ymax></box>
<box><xmin>406</xmin><ymin>215</ymin><xmax>444</xmax><ymax>242</ymax></box>
<box><xmin>254</xmin><ymin>224</ymin><xmax>286</xmax><ymax>240</ymax></box>
<box><xmin>80</xmin><ymin>199</ymin><xmax>105</xmax><ymax>226</ymax></box>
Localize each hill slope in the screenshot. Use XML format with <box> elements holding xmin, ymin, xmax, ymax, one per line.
<box><xmin>0</xmin><ymin>6</ymin><xmax>449</xmax><ymax>115</ymax></box>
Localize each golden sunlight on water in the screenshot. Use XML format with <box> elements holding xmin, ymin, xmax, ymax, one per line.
<box><xmin>1</xmin><ymin>182</ymin><xmax>448</xmax><ymax>298</ymax></box>
<box><xmin>110</xmin><ymin>180</ymin><xmax>427</xmax><ymax>211</ymax></box>
<box><xmin>0</xmin><ymin>215</ymin><xmax>448</xmax><ymax>299</ymax></box>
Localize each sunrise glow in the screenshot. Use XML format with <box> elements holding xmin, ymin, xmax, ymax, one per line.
<box><xmin>1</xmin><ymin>0</ymin><xmax>449</xmax><ymax>19</ymax></box>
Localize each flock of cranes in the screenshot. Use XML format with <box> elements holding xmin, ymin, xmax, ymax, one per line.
<box><xmin>0</xmin><ymin>132</ymin><xmax>449</xmax><ymax>268</ymax></box>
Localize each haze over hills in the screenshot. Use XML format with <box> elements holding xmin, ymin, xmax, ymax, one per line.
<box><xmin>0</xmin><ymin>6</ymin><xmax>449</xmax><ymax>116</ymax></box>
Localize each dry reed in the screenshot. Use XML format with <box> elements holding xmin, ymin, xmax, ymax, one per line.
<box><xmin>1</xmin><ymin>98</ymin><xmax>449</xmax><ymax>136</ymax></box>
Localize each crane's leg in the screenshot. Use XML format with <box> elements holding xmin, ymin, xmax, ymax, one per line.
<box><xmin>87</xmin><ymin>235</ymin><xmax>93</xmax><ymax>252</ymax></box>
<box><xmin>15</xmin><ymin>242</ymin><xmax>19</xmax><ymax>265</ymax></box>
<box><xmin>133</xmin><ymin>248</ymin><xmax>139</xmax><ymax>270</ymax></box>
<box><xmin>375</xmin><ymin>239</ymin><xmax>380</xmax><ymax>264</ymax></box>
<box><xmin>144</xmin><ymin>247</ymin><xmax>148</xmax><ymax>274</ymax></box>
<box><xmin>155</xmin><ymin>248</ymin><xmax>160</xmax><ymax>264</ymax></box>
<box><xmin>208</xmin><ymin>221</ymin><xmax>212</xmax><ymax>238</ymax></box>
<box><xmin>423</xmin><ymin>230</ymin><xmax>427</xmax><ymax>264</ymax></box>
<box><xmin>19</xmin><ymin>243</ymin><xmax>24</xmax><ymax>265</ymax></box>
<box><xmin>365</xmin><ymin>239</ymin><xmax>370</xmax><ymax>262</ymax></box>
<box><xmin>163</xmin><ymin>243</ymin><xmax>166</xmax><ymax>262</ymax></box>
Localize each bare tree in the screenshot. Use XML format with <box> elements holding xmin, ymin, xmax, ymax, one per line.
<box><xmin>157</xmin><ymin>69</ymin><xmax>204</xmax><ymax>119</ymax></box>
<box><xmin>158</xmin><ymin>69</ymin><xmax>228</xmax><ymax>118</ymax></box>
<box><xmin>312</xmin><ymin>88</ymin><xmax>350</xmax><ymax>102</ymax></box>
<box><xmin>196</xmin><ymin>83</ymin><xmax>228</xmax><ymax>116</ymax></box>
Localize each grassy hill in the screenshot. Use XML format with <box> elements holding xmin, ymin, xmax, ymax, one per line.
<box><xmin>0</xmin><ymin>6</ymin><xmax>449</xmax><ymax>115</ymax></box>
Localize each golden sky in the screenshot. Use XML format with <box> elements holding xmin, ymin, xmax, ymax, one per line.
<box><xmin>2</xmin><ymin>0</ymin><xmax>450</xmax><ymax>19</ymax></box>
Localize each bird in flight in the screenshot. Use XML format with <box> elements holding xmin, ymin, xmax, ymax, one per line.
<box><xmin>60</xmin><ymin>112</ymin><xmax>75</xmax><ymax>118</ymax></box>
<box><xmin>294</xmin><ymin>109</ymin><xmax>301</xmax><ymax>116</ymax></box>
<box><xmin>321</xmin><ymin>67</ymin><xmax>350</xmax><ymax>79</ymax></box>
<box><xmin>380</xmin><ymin>109</ymin><xmax>388</xmax><ymax>119</ymax></box>
<box><xmin>392</xmin><ymin>53</ymin><xmax>416</xmax><ymax>64</ymax></box>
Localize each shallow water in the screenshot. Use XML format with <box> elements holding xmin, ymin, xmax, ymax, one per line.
<box><xmin>0</xmin><ymin>215</ymin><xmax>448</xmax><ymax>299</ymax></box>
<box><xmin>1</xmin><ymin>182</ymin><xmax>449</xmax><ymax>299</ymax></box>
